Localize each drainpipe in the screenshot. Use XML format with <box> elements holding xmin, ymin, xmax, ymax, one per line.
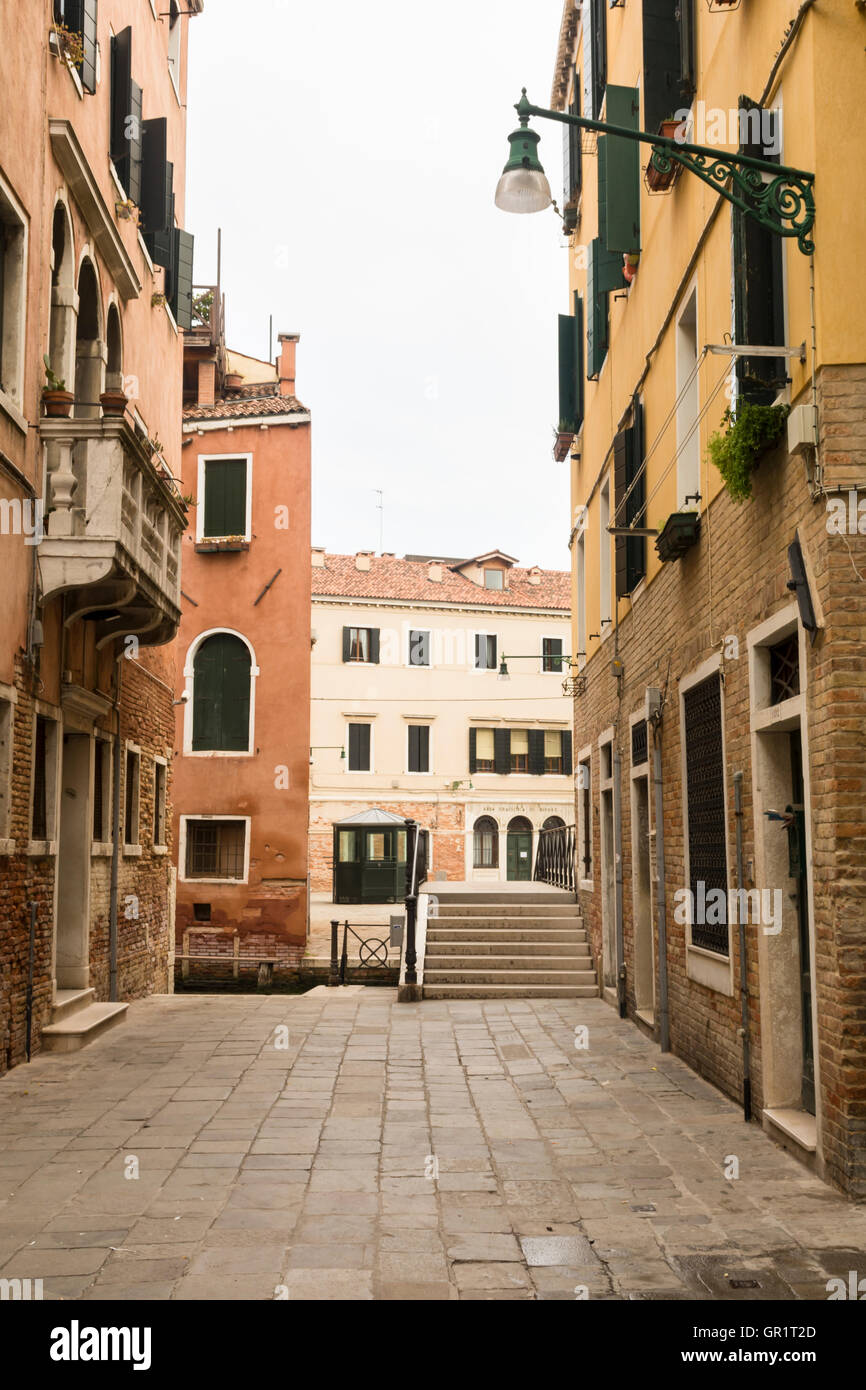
<box><xmin>733</xmin><ymin>771</ymin><xmax>752</xmax><ymax>1122</ymax></box>
<box><xmin>612</xmin><ymin>743</ymin><xmax>626</xmax><ymax>1017</ymax></box>
<box><xmin>651</xmin><ymin>722</ymin><xmax>670</xmax><ymax>1052</ymax></box>
<box><xmin>109</xmin><ymin>657</ymin><xmax>123</xmax><ymax>1002</ymax></box>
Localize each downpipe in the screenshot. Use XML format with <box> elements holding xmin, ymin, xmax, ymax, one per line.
<box><xmin>612</xmin><ymin>744</ymin><xmax>626</xmax><ymax>1017</ymax></box>
<box><xmin>733</xmin><ymin>771</ymin><xmax>752</xmax><ymax>1122</ymax></box>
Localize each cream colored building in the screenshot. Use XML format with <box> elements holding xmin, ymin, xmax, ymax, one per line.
<box><xmin>310</xmin><ymin>549</ymin><xmax>572</xmax><ymax>898</ymax></box>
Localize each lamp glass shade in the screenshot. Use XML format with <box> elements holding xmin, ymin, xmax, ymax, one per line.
<box><xmin>497</xmin><ymin>661</ymin><xmax>511</xmax><ymax>681</ymax></box>
<box><xmin>494</xmin><ymin>125</ymin><xmax>551</xmax><ymax>214</ymax></box>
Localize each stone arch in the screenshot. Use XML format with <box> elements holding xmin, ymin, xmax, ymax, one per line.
<box><xmin>74</xmin><ymin>255</ymin><xmax>105</xmax><ymax>417</ymax></box>
<box><xmin>48</xmin><ymin>199</ymin><xmax>76</xmax><ymax>388</ymax></box>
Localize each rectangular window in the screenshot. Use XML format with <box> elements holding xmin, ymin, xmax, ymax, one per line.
<box><xmin>484</xmin><ymin>569</ymin><xmax>504</xmax><ymax>590</ymax></box>
<box><xmin>153</xmin><ymin>759</ymin><xmax>167</xmax><ymax>846</ymax></box>
<box><xmin>0</xmin><ymin>695</ymin><xmax>12</xmax><ymax>840</ymax></box>
<box><xmin>348</xmin><ymin>723</ymin><xmax>371</xmax><ymax>773</ymax></box>
<box><xmin>543</xmin><ymin>638</ymin><xmax>564</xmax><ymax>673</ymax></box>
<box><xmin>408</xmin><ymin>629</ymin><xmax>431</xmax><ymax>667</ymax></box>
<box><xmin>475</xmin><ymin>633</ymin><xmax>497</xmax><ymax>670</ymax></box>
<box><xmin>407</xmin><ymin>725</ymin><xmax>430</xmax><ymax>774</ymax></box>
<box><xmin>614</xmin><ymin>402</ymin><xmax>646</xmax><ymax>598</ymax></box>
<box><xmin>185</xmin><ymin>819</ymin><xmax>246</xmax><ymax>880</ymax></box>
<box><xmin>683</xmin><ymin>673</ymin><xmax>729</xmax><ymax>956</ymax></box>
<box><xmin>343</xmin><ymin>627</ymin><xmax>380</xmax><ymax>664</ymax></box>
<box><xmin>201</xmin><ymin>457</ymin><xmax>249</xmax><ymax>539</ymax></box>
<box><xmin>92</xmin><ymin>737</ymin><xmax>112</xmax><ymax>842</ymax></box>
<box><xmin>562</xmin><ymin>77</ymin><xmax>582</xmax><ymax>209</ymax></box>
<box><xmin>510</xmin><ymin>729</ymin><xmax>529</xmax><ymax>773</ymax></box>
<box><xmin>544</xmin><ymin>730</ymin><xmax>564</xmax><ymax>774</ymax></box>
<box><xmin>578</xmin><ymin>758</ymin><xmax>593</xmax><ymax>879</ymax></box>
<box><xmin>124</xmin><ymin>746</ymin><xmax>140</xmax><ymax>848</ymax></box>
<box><xmin>53</xmin><ymin>0</ymin><xmax>98</xmax><ymax>93</ymax></box>
<box><xmin>734</xmin><ymin>99</ymin><xmax>785</xmax><ymax>406</ymax></box>
<box><xmin>0</xmin><ymin>174</ymin><xmax>27</xmax><ymax>408</ymax></box>
<box><xmin>641</xmin><ymin>0</ymin><xmax>696</xmax><ymax>137</ymax></box>
<box><xmin>31</xmin><ymin>716</ymin><xmax>52</xmax><ymax>841</ymax></box>
<box><xmin>475</xmin><ymin>728</ymin><xmax>495</xmax><ymax>773</ymax></box>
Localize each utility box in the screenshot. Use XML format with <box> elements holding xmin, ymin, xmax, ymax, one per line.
<box><xmin>787</xmin><ymin>403</ymin><xmax>818</xmax><ymax>456</ymax></box>
<box><xmin>389</xmin><ymin>916</ymin><xmax>404</xmax><ymax>949</ymax></box>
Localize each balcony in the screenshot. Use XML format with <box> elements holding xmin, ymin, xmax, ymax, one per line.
<box><xmin>38</xmin><ymin>418</ymin><xmax>187</xmax><ymax>648</ymax></box>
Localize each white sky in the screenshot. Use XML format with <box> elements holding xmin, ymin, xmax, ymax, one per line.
<box><xmin>186</xmin><ymin>0</ymin><xmax>570</xmax><ymax>570</ymax></box>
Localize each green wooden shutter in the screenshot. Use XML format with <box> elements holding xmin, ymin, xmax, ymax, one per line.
<box><xmin>350</xmin><ymin>724</ymin><xmax>370</xmax><ymax>771</ymax></box>
<box><xmin>469</xmin><ymin>727</ymin><xmax>477</xmax><ymax>775</ymax></box>
<box><xmin>80</xmin><ymin>0</ymin><xmax>98</xmax><ymax>93</ymax></box>
<box><xmin>141</xmin><ymin>119</ymin><xmax>168</xmax><ymax>233</ymax></box>
<box><xmin>221</xmin><ymin>638</ymin><xmax>252</xmax><ymax>750</ymax></box>
<box><xmin>528</xmin><ymin>730</ymin><xmax>545</xmax><ymax>776</ymax></box>
<box><xmin>641</xmin><ymin>0</ymin><xmax>683</xmax><ymax>136</ymax></box>
<box><xmin>590</xmin><ymin>0</ymin><xmax>607</xmax><ymax>118</ymax></box>
<box><xmin>192</xmin><ymin>634</ymin><xmax>251</xmax><ymax>752</ymax></box>
<box><xmin>734</xmin><ymin>96</ymin><xmax>785</xmax><ymax>406</ymax></box>
<box><xmin>342</xmin><ymin>627</ymin><xmax>352</xmax><ymax>662</ymax></box>
<box><xmin>614</xmin><ymin>428</ymin><xmax>629</xmax><ymax>599</ymax></box>
<box><xmin>562</xmin><ymin>731</ymin><xmax>573</xmax><ymax>777</ymax></box>
<box><xmin>173</xmin><ymin>229</ymin><xmax>194</xmax><ymax>329</ymax></box>
<box><xmin>203</xmin><ymin>458</ymin><xmax>247</xmax><ymax>538</ymax></box>
<box><xmin>562</xmin><ymin>88</ymin><xmax>582</xmax><ymax>206</ymax></box>
<box><xmin>603</xmin><ymin>86</ymin><xmax>641</xmax><ymax>255</ymax></box>
<box><xmin>369</xmin><ymin>629</ymin><xmax>380</xmax><ymax>665</ymax></box>
<box><xmin>558</xmin><ymin>314</ymin><xmax>577</xmax><ymax>432</ymax></box>
<box><xmin>110</xmin><ymin>29</ymin><xmax>132</xmax><ymax>163</ymax></box>
<box><xmin>587</xmin><ymin>239</ymin><xmax>617</xmax><ymax>379</ymax></box>
<box><xmin>494</xmin><ymin>729</ymin><xmax>511</xmax><ymax>776</ymax></box>
<box><xmin>410</xmin><ymin>726</ymin><xmax>429</xmax><ymax>773</ymax></box>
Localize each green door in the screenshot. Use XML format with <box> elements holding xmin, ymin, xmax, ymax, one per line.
<box><xmin>507</xmin><ymin>818</ymin><xmax>533</xmax><ymax>881</ymax></box>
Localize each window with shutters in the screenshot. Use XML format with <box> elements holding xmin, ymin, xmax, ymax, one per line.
<box><xmin>583</xmin><ymin>0</ymin><xmax>607</xmax><ymax>120</ymax></box>
<box><xmin>0</xmin><ymin>173</ymin><xmax>27</xmax><ymax>410</ymax></box>
<box><xmin>586</xmin><ymin>238</ymin><xmax>620</xmax><ymax>380</ymax></box>
<box><xmin>407</xmin><ymin>725</ymin><xmax>431</xmax><ymax>775</ymax></box>
<box><xmin>544</xmin><ymin>731</ymin><xmax>564</xmax><ymax>774</ymax></box>
<box><xmin>198</xmin><ymin>455</ymin><xmax>251</xmax><ymax>541</ymax></box>
<box><xmin>184</xmin><ymin>818</ymin><xmax>248</xmax><ymax>881</ymax></box>
<box><xmin>167</xmin><ymin>0</ymin><xmax>182</xmax><ymax>95</ymax></box>
<box><xmin>191</xmin><ymin>632</ymin><xmax>253</xmax><ymax>753</ymax></box>
<box><xmin>474</xmin><ymin>633</ymin><xmax>497</xmax><ymax>671</ymax></box>
<box><xmin>344</xmin><ymin>627</ymin><xmax>379</xmax><ymax>664</ymax></box>
<box><xmin>563</xmin><ymin>77</ymin><xmax>582</xmax><ymax>212</ymax></box>
<box><xmin>474</xmin><ymin>727</ymin><xmax>495</xmax><ymax>773</ymax></box>
<box><xmin>473</xmin><ymin>816</ymin><xmax>499</xmax><ymax>869</ymax></box>
<box><xmin>407</xmin><ymin>629</ymin><xmax>431</xmax><ymax>667</ymax></box>
<box><xmin>92</xmin><ymin>736</ymin><xmax>111</xmax><ymax>844</ymax></box>
<box><xmin>54</xmin><ymin>1</ymin><xmax>98</xmax><ymax>95</ymax></box>
<box><xmin>601</xmin><ymin>87</ymin><xmax>640</xmax><ymax>258</ymax></box>
<box><xmin>542</xmin><ymin>638</ymin><xmax>564</xmax><ymax>673</ymax></box>
<box><xmin>683</xmin><ymin>672</ymin><xmax>729</xmax><ymax>956</ymax></box>
<box><xmin>733</xmin><ymin>99</ymin><xmax>786</xmax><ymax>407</ymax></box>
<box><xmin>558</xmin><ymin>294</ymin><xmax>584</xmax><ymax>433</ymax></box>
<box><xmin>153</xmin><ymin>758</ymin><xmax>167</xmax><ymax>847</ymax></box>
<box><xmin>110</xmin><ymin>29</ymin><xmax>142</xmax><ymax>203</ymax></box>
<box><xmin>347</xmin><ymin>723</ymin><xmax>372</xmax><ymax>773</ymax></box>
<box><xmin>614</xmin><ymin>402</ymin><xmax>646</xmax><ymax>599</ymax></box>
<box><xmin>641</xmin><ymin>0</ymin><xmax>696</xmax><ymax>136</ymax></box>
<box><xmin>123</xmin><ymin>745</ymin><xmax>140</xmax><ymax>849</ymax></box>
<box><xmin>31</xmin><ymin>714</ymin><xmax>58</xmax><ymax>845</ymax></box>
<box><xmin>510</xmin><ymin>730</ymin><xmax>529</xmax><ymax>773</ymax></box>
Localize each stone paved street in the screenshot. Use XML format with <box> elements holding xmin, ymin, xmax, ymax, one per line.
<box><xmin>1</xmin><ymin>989</ymin><xmax>864</xmax><ymax>1301</ymax></box>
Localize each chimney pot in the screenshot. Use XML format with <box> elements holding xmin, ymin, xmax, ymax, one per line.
<box><xmin>197</xmin><ymin>359</ymin><xmax>216</xmax><ymax>408</ymax></box>
<box><xmin>277</xmin><ymin>332</ymin><xmax>300</xmax><ymax>397</ymax></box>
<box><xmin>311</xmin><ymin>547</ymin><xmax>326</xmax><ymax>569</ymax></box>
<box><xmin>427</xmin><ymin>561</ymin><xmax>443</xmax><ymax>582</ymax></box>
<box><xmin>355</xmin><ymin>551</ymin><xmax>373</xmax><ymax>571</ymax></box>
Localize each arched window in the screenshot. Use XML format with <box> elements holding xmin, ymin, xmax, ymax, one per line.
<box><xmin>542</xmin><ymin>816</ymin><xmax>566</xmax><ymax>832</ymax></box>
<box><xmin>48</xmin><ymin>202</ymin><xmax>75</xmax><ymax>389</ymax></box>
<box><xmin>74</xmin><ymin>258</ymin><xmax>103</xmax><ymax>418</ymax></box>
<box><xmin>473</xmin><ymin>815</ymin><xmax>498</xmax><ymax>869</ymax></box>
<box><xmin>192</xmin><ymin>633</ymin><xmax>252</xmax><ymax>752</ymax></box>
<box><xmin>105</xmin><ymin>303</ymin><xmax>122</xmax><ymax>391</ymax></box>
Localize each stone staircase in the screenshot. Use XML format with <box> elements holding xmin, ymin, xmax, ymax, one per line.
<box><xmin>422</xmin><ymin>891</ymin><xmax>598</xmax><ymax>999</ymax></box>
<box><xmin>41</xmin><ymin>988</ymin><xmax>128</xmax><ymax>1054</ymax></box>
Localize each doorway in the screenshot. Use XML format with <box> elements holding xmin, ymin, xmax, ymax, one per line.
<box><xmin>56</xmin><ymin>731</ymin><xmax>92</xmax><ymax>990</ymax></box>
<box><xmin>601</xmin><ymin>788</ymin><xmax>616</xmax><ymax>988</ymax></box>
<box><xmin>506</xmin><ymin>816</ymin><xmax>533</xmax><ymax>881</ymax></box>
<box><xmin>631</xmin><ymin>775</ymin><xmax>654</xmax><ymax>1017</ymax></box>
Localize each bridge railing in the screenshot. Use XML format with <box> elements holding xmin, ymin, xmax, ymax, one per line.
<box><xmin>533</xmin><ymin>824</ymin><xmax>577</xmax><ymax>893</ymax></box>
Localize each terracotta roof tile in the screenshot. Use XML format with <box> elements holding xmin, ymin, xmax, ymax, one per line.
<box><xmin>311</xmin><ymin>554</ymin><xmax>570</xmax><ymax>611</ymax></box>
<box><xmin>183</xmin><ymin>384</ymin><xmax>309</xmax><ymax>423</ymax></box>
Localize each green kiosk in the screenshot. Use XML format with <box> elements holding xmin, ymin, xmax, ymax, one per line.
<box><xmin>332</xmin><ymin>809</ymin><xmax>411</xmax><ymax>904</ymax></box>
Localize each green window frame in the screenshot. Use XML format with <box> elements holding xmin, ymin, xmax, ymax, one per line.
<box><xmin>201</xmin><ymin>456</ymin><xmax>249</xmax><ymax>540</ymax></box>
<box><xmin>192</xmin><ymin>633</ymin><xmax>252</xmax><ymax>753</ymax></box>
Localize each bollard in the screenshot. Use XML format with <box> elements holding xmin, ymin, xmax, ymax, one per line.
<box><xmin>328</xmin><ymin>920</ymin><xmax>340</xmax><ymax>987</ymax></box>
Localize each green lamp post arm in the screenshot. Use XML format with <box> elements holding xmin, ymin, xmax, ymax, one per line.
<box><xmin>519</xmin><ymin>92</ymin><xmax>816</xmax><ymax>255</ymax></box>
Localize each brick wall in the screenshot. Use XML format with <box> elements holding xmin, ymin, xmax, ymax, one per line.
<box><xmin>574</xmin><ymin>366</ymin><xmax>866</xmax><ymax>1196</ymax></box>
<box><xmin>309</xmin><ymin>798</ymin><xmax>467</xmax><ymax>894</ymax></box>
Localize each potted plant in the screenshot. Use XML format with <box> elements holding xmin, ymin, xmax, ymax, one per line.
<box><xmin>41</xmin><ymin>356</ymin><xmax>74</xmax><ymax>418</ymax></box>
<box><xmin>51</xmin><ymin>21</ymin><xmax>84</xmax><ymax>68</ymax></box>
<box><xmin>99</xmin><ymin>387</ymin><xmax>128</xmax><ymax>418</ymax></box>
<box><xmin>115</xmin><ymin>199</ymin><xmax>139</xmax><ymax>224</ymax></box>
<box><xmin>707</xmin><ymin>401</ymin><xmax>790</xmax><ymax>502</ymax></box>
<box><xmin>553</xmin><ymin>423</ymin><xmax>575</xmax><ymax>462</ymax></box>
<box><xmin>645</xmin><ymin>116</ymin><xmax>686</xmax><ymax>192</ymax></box>
<box><xmin>151</xmin><ymin>292</ymin><xmax>166</xmax><ymax>308</ymax></box>
<box><xmin>655</xmin><ymin>510</ymin><xmax>701</xmax><ymax>562</ymax></box>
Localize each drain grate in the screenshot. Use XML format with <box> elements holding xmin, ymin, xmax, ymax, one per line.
<box><xmin>729</xmin><ymin>1279</ymin><xmax>761</xmax><ymax>1289</ymax></box>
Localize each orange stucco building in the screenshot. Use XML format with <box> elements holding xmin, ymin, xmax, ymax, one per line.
<box><xmin>171</xmin><ymin>303</ymin><xmax>312</xmax><ymax>973</ymax></box>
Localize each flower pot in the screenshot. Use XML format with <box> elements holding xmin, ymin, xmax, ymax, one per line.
<box><xmin>99</xmin><ymin>390</ymin><xmax>128</xmax><ymax>418</ymax></box>
<box><xmin>553</xmin><ymin>430</ymin><xmax>575</xmax><ymax>462</ymax></box>
<box><xmin>42</xmin><ymin>389</ymin><xmax>74</xmax><ymax>419</ymax></box>
<box><xmin>224</xmin><ymin>372</ymin><xmax>243</xmax><ymax>389</ymax></box>
<box><xmin>655</xmin><ymin>510</ymin><xmax>701</xmax><ymax>563</ymax></box>
<box><xmin>646</xmin><ymin>120</ymin><xmax>685</xmax><ymax>192</ymax></box>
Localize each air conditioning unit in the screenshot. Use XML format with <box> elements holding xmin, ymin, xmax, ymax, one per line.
<box><xmin>787</xmin><ymin>403</ymin><xmax>818</xmax><ymax>456</ymax></box>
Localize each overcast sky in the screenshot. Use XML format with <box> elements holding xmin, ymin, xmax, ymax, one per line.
<box><xmin>186</xmin><ymin>0</ymin><xmax>569</xmax><ymax>571</ymax></box>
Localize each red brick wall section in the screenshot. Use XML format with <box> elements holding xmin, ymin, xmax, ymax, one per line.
<box><xmin>309</xmin><ymin>799</ymin><xmax>467</xmax><ymax>893</ymax></box>
<box><xmin>573</xmin><ymin>368</ymin><xmax>866</xmax><ymax>1197</ymax></box>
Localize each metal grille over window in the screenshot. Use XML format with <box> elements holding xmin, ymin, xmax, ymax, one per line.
<box><xmin>683</xmin><ymin>675</ymin><xmax>729</xmax><ymax>955</ymax></box>
<box><xmin>32</xmin><ymin>717</ymin><xmax>48</xmax><ymax>841</ymax></box>
<box><xmin>631</xmin><ymin>719</ymin><xmax>648</xmax><ymax>766</ymax></box>
<box><xmin>187</xmin><ymin>820</ymin><xmax>245</xmax><ymax>879</ymax></box>
<box><xmin>93</xmin><ymin>738</ymin><xmax>105</xmax><ymax>841</ymax></box>
<box><xmin>769</xmin><ymin>633</ymin><xmax>800</xmax><ymax>704</ymax></box>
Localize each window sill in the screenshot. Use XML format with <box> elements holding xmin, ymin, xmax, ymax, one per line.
<box><xmin>153</xmin><ymin>844</ymin><xmax>169</xmax><ymax>856</ymax></box>
<box><xmin>27</xmin><ymin>840</ymin><xmax>57</xmax><ymax>857</ymax></box>
<box><xmin>0</xmin><ymin>387</ymin><xmax>28</xmax><ymax>435</ymax></box>
<box><xmin>0</xmin><ymin>837</ymin><xmax>16</xmax><ymax>856</ymax></box>
<box><xmin>195</xmin><ymin>540</ymin><xmax>250</xmax><ymax>553</ymax></box>
<box><xmin>91</xmin><ymin>841</ymin><xmax>113</xmax><ymax>858</ymax></box>
<box><xmin>181</xmin><ymin>876</ymin><xmax>246</xmax><ymax>885</ymax></box>
<box><xmin>184</xmin><ymin>749</ymin><xmax>254</xmax><ymax>758</ymax></box>
<box><xmin>763</xmin><ymin>1107</ymin><xmax>817</xmax><ymax>1155</ymax></box>
<box><xmin>686</xmin><ymin>943</ymin><xmax>733</xmax><ymax>996</ymax></box>
<box><xmin>123</xmin><ymin>843</ymin><xmax>143</xmax><ymax>858</ymax></box>
<box><xmin>578</xmin><ymin>878</ymin><xmax>594</xmax><ymax>892</ymax></box>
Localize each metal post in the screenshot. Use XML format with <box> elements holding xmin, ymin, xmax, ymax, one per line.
<box><xmin>328</xmin><ymin>920</ymin><xmax>340</xmax><ymax>987</ymax></box>
<box><xmin>340</xmin><ymin>922</ymin><xmax>349</xmax><ymax>985</ymax></box>
<box><xmin>25</xmin><ymin>901</ymin><xmax>37</xmax><ymax>1062</ymax></box>
<box><xmin>404</xmin><ymin>818</ymin><xmax>418</xmax><ymax>986</ymax></box>
<box><xmin>733</xmin><ymin>772</ymin><xmax>752</xmax><ymax>1122</ymax></box>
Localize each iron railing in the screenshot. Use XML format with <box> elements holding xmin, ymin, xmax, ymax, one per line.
<box><xmin>328</xmin><ymin>921</ymin><xmax>390</xmax><ymax>986</ymax></box>
<box><xmin>533</xmin><ymin>823</ymin><xmax>577</xmax><ymax>893</ymax></box>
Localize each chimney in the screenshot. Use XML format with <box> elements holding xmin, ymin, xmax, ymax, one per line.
<box><xmin>355</xmin><ymin>551</ymin><xmax>373</xmax><ymax>571</ymax></box>
<box><xmin>427</xmin><ymin>561</ymin><xmax>443</xmax><ymax>583</ymax></box>
<box><xmin>198</xmin><ymin>359</ymin><xmax>216</xmax><ymax>407</ymax></box>
<box><xmin>278</xmin><ymin>332</ymin><xmax>300</xmax><ymax>397</ymax></box>
<box><xmin>311</xmin><ymin>547</ymin><xmax>326</xmax><ymax>569</ymax></box>
<box><xmin>527</xmin><ymin>566</ymin><xmax>542</xmax><ymax>585</ymax></box>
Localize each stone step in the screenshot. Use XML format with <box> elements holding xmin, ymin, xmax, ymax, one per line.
<box><xmin>430</xmin><ymin>914</ymin><xmax>583</xmax><ymax>930</ymax></box>
<box><xmin>425</xmin><ymin>940</ymin><xmax>590</xmax><ymax>958</ymax></box>
<box><xmin>423</xmin><ymin>968</ymin><xmax>598</xmax><ymax>987</ymax></box>
<box><xmin>423</xmin><ymin>983</ymin><xmax>598</xmax><ymax>999</ymax></box>
<box><xmin>433</xmin><ymin>902</ymin><xmax>579</xmax><ymax>917</ymax></box>
<box><xmin>427</xmin><ymin>927</ymin><xmax>587</xmax><ymax>944</ymax></box>
<box><xmin>41</xmin><ymin>1001</ymin><xmax>128</xmax><ymax>1054</ymax></box>
<box><xmin>51</xmin><ymin>987</ymin><xmax>96</xmax><ymax>1023</ymax></box>
<box><xmin>426</xmin><ymin>955</ymin><xmax>593</xmax><ymax>974</ymax></box>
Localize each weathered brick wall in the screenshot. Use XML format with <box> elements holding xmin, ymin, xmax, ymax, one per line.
<box><xmin>309</xmin><ymin>798</ymin><xmax>467</xmax><ymax>894</ymax></box>
<box><xmin>574</xmin><ymin>366</ymin><xmax>866</xmax><ymax>1196</ymax></box>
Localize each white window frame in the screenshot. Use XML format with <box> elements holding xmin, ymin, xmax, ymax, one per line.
<box><xmin>405</xmin><ymin>722</ymin><xmax>433</xmax><ymax>776</ymax></box>
<box><xmin>576</xmin><ymin>744</ymin><xmax>593</xmax><ymax>889</ymax></box>
<box><xmin>179</xmin><ymin>814</ymin><xmax>251</xmax><ymax>884</ymax></box>
<box><xmin>345</xmin><ymin>624</ymin><xmax>378</xmax><ymax>665</ymax></box>
<box><xmin>182</xmin><ymin>628</ymin><xmax>260</xmax><ymax>757</ymax></box>
<box><xmin>153</xmin><ymin>754</ymin><xmax>168</xmax><ymax>853</ymax></box>
<box><xmin>91</xmin><ymin>732</ymin><xmax>114</xmax><ymax>856</ymax></box>
<box><xmin>0</xmin><ymin>168</ymin><xmax>29</xmax><ymax>428</ymax></box>
<box><xmin>679</xmin><ymin>654</ymin><xmax>734</xmax><ymax>996</ymax></box>
<box><xmin>483</xmin><ymin>568</ymin><xmax>504</xmax><ymax>590</ymax></box>
<box><xmin>541</xmin><ymin>634</ymin><xmax>566</xmax><ymax>675</ymax></box>
<box><xmin>675</xmin><ymin>281</ymin><xmax>700</xmax><ymax>509</ymax></box>
<box><xmin>0</xmin><ymin>682</ymin><xmax>16</xmax><ymax>853</ymax></box>
<box><xmin>122</xmin><ymin>741</ymin><xmax>142</xmax><ymax>856</ymax></box>
<box><xmin>473</xmin><ymin>631</ymin><xmax>498</xmax><ymax>672</ymax></box>
<box><xmin>406</xmin><ymin>627</ymin><xmax>432</xmax><ymax>669</ymax></box>
<box><xmin>345</xmin><ymin>719</ymin><xmax>374</xmax><ymax>774</ymax></box>
<box><xmin>195</xmin><ymin>452</ymin><xmax>253</xmax><ymax>543</ymax></box>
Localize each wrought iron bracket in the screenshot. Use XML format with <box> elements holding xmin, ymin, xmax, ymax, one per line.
<box><xmin>518</xmin><ymin>92</ymin><xmax>816</xmax><ymax>255</ymax></box>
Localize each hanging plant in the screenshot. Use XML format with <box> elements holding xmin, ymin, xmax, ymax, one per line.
<box><xmin>707</xmin><ymin>401</ymin><xmax>790</xmax><ymax>502</ymax></box>
<box><xmin>52</xmin><ymin>22</ymin><xmax>85</xmax><ymax>68</ymax></box>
